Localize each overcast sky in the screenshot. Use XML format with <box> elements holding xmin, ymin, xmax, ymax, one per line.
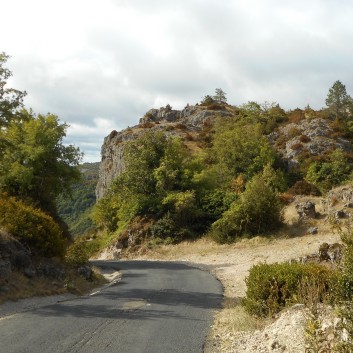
<box><xmin>2</xmin><ymin>0</ymin><xmax>353</xmax><ymax>162</ymax></box>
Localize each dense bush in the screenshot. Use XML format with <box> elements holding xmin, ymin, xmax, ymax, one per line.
<box><xmin>65</xmin><ymin>240</ymin><xmax>90</xmax><ymax>266</ymax></box>
<box><xmin>306</xmin><ymin>149</ymin><xmax>351</xmax><ymax>192</ymax></box>
<box><xmin>0</xmin><ymin>194</ymin><xmax>65</xmax><ymax>257</ymax></box>
<box><xmin>243</xmin><ymin>262</ymin><xmax>334</xmax><ymax>317</ymax></box>
<box><xmin>291</xmin><ymin>142</ymin><xmax>303</xmax><ymax>150</ymax></box>
<box><xmin>211</xmin><ymin>119</ymin><xmax>277</xmax><ymax>183</ymax></box>
<box><xmin>210</xmin><ymin>169</ymin><xmax>283</xmax><ymax>243</ymax></box>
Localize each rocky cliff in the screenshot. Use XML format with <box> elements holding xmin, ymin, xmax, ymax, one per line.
<box><xmin>96</xmin><ymin>105</ymin><xmax>353</xmax><ymax>199</ymax></box>
<box><xmin>96</xmin><ymin>104</ymin><xmax>232</xmax><ymax>199</ymax></box>
<box><xmin>269</xmin><ymin>117</ymin><xmax>352</xmax><ymax>169</ymax></box>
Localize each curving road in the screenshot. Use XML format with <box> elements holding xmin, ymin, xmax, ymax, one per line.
<box><xmin>0</xmin><ymin>261</ymin><xmax>223</xmax><ymax>353</ymax></box>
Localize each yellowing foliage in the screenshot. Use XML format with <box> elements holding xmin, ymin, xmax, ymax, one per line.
<box><xmin>0</xmin><ymin>194</ymin><xmax>65</xmax><ymax>257</ymax></box>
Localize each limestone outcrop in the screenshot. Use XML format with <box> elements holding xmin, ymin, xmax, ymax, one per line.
<box><xmin>269</xmin><ymin>118</ymin><xmax>352</xmax><ymax>169</ymax></box>
<box><xmin>96</xmin><ymin>106</ymin><xmax>353</xmax><ymax>200</ymax></box>
<box><xmin>96</xmin><ymin>105</ymin><xmax>232</xmax><ymax>199</ymax></box>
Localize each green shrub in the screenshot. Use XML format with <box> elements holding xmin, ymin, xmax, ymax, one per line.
<box><xmin>0</xmin><ymin>194</ymin><xmax>65</xmax><ymax>257</ymax></box>
<box><xmin>65</xmin><ymin>240</ymin><xmax>90</xmax><ymax>266</ymax></box>
<box><xmin>243</xmin><ymin>262</ymin><xmax>333</xmax><ymax>317</ymax></box>
<box><xmin>306</xmin><ymin>149</ymin><xmax>351</xmax><ymax>192</ymax></box>
<box><xmin>151</xmin><ymin>213</ymin><xmax>176</xmax><ymax>240</ymax></box>
<box><xmin>210</xmin><ymin>170</ymin><xmax>283</xmax><ymax>243</ymax></box>
<box><xmin>332</xmin><ymin>225</ymin><xmax>353</xmax><ymax>302</ymax></box>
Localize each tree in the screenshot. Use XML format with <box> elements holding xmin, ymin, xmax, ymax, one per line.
<box><xmin>109</xmin><ymin>131</ymin><xmax>196</xmax><ymax>220</ymax></box>
<box><xmin>0</xmin><ymin>109</ymin><xmax>82</xmax><ymax>215</ymax></box>
<box><xmin>95</xmin><ymin>130</ymin><xmax>211</xmax><ymax>237</ymax></box>
<box><xmin>210</xmin><ymin>167</ymin><xmax>283</xmax><ymax>243</ymax></box>
<box><xmin>213</xmin><ymin>88</ymin><xmax>227</xmax><ymax>104</ymax></box>
<box><xmin>200</xmin><ymin>95</ymin><xmax>215</xmax><ymax>106</ymax></box>
<box><xmin>210</xmin><ymin>117</ymin><xmax>277</xmax><ymax>183</ymax></box>
<box><xmin>0</xmin><ymin>52</ymin><xmax>26</xmax><ymax>127</ymax></box>
<box><xmin>325</xmin><ymin>80</ymin><xmax>352</xmax><ymax>119</ymax></box>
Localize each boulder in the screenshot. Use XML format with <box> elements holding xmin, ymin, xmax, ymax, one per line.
<box><xmin>0</xmin><ymin>233</ymin><xmax>33</xmax><ymax>278</ymax></box>
<box><xmin>0</xmin><ymin>286</ymin><xmax>10</xmax><ymax>294</ymax></box>
<box><xmin>307</xmin><ymin>227</ymin><xmax>318</xmax><ymax>235</ymax></box>
<box><xmin>296</xmin><ymin>201</ymin><xmax>316</xmax><ymax>219</ymax></box>
<box><xmin>319</xmin><ymin>242</ymin><xmax>343</xmax><ymax>263</ymax></box>
<box><xmin>335</xmin><ymin>210</ymin><xmax>348</xmax><ymax>219</ymax></box>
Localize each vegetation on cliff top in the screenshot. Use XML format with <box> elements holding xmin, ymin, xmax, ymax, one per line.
<box><xmin>90</xmin><ymin>83</ymin><xmax>353</xmax><ymax>254</ymax></box>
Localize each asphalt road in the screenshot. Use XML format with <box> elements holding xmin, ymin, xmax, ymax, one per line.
<box><xmin>0</xmin><ymin>261</ymin><xmax>223</xmax><ymax>353</ymax></box>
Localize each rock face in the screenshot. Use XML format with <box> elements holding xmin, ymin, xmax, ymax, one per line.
<box><xmin>228</xmin><ymin>304</ymin><xmax>337</xmax><ymax>353</ymax></box>
<box><xmin>96</xmin><ymin>105</ymin><xmax>232</xmax><ymax>199</ymax></box>
<box><xmin>96</xmin><ymin>107</ymin><xmax>353</xmax><ymax>199</ymax></box>
<box><xmin>0</xmin><ymin>230</ymin><xmax>66</xmax><ymax>283</ymax></box>
<box><xmin>269</xmin><ymin>118</ymin><xmax>352</xmax><ymax>169</ymax></box>
<box><xmin>0</xmin><ymin>231</ymin><xmax>33</xmax><ymax>280</ymax></box>
<box><xmin>96</xmin><ymin>129</ymin><xmax>134</xmax><ymax>200</ymax></box>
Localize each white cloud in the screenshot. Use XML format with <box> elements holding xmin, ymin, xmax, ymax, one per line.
<box><xmin>2</xmin><ymin>0</ymin><xmax>353</xmax><ymax>161</ymax></box>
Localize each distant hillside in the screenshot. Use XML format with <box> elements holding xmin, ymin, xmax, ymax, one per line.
<box><xmin>57</xmin><ymin>162</ymin><xmax>100</xmax><ymax>237</ymax></box>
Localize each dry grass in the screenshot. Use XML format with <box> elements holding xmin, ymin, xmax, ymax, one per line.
<box><xmin>65</xmin><ymin>268</ymin><xmax>106</xmax><ymax>295</ymax></box>
<box><xmin>0</xmin><ymin>272</ymin><xmax>66</xmax><ymax>305</ymax></box>
<box><xmin>0</xmin><ymin>268</ymin><xmax>106</xmax><ymax>304</ymax></box>
<box><xmin>216</xmin><ymin>297</ymin><xmax>269</xmax><ymax>334</ymax></box>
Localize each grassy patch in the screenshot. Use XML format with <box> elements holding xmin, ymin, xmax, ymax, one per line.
<box><xmin>0</xmin><ymin>272</ymin><xmax>66</xmax><ymax>305</ymax></box>
<box><xmin>0</xmin><ymin>268</ymin><xmax>107</xmax><ymax>304</ymax></box>
<box><xmin>64</xmin><ymin>268</ymin><xmax>106</xmax><ymax>295</ymax></box>
<box><xmin>215</xmin><ymin>297</ymin><xmax>269</xmax><ymax>334</ymax></box>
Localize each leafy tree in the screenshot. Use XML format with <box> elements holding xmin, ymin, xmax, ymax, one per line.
<box><xmin>94</xmin><ymin>131</ymin><xmax>213</xmax><ymax>238</ymax></box>
<box><xmin>325</xmin><ymin>80</ymin><xmax>352</xmax><ymax>119</ymax></box>
<box><xmin>210</xmin><ymin>117</ymin><xmax>277</xmax><ymax>183</ymax></box>
<box><xmin>0</xmin><ymin>109</ymin><xmax>82</xmax><ymax>215</ymax></box>
<box><xmin>0</xmin><ymin>52</ymin><xmax>26</xmax><ymax>127</ymax></box>
<box><xmin>105</xmin><ymin>131</ymin><xmax>198</xmax><ymax>223</ymax></box>
<box><xmin>121</xmin><ymin>130</ymin><xmax>167</xmax><ymax>198</ymax></box>
<box><xmin>239</xmin><ymin>101</ymin><xmax>262</xmax><ymax>118</ymax></box>
<box><xmin>238</xmin><ymin>101</ymin><xmax>287</xmax><ymax>133</ymax></box>
<box><xmin>210</xmin><ymin>166</ymin><xmax>283</xmax><ymax>243</ymax></box>
<box><xmin>200</xmin><ymin>95</ymin><xmax>215</xmax><ymax>106</ymax></box>
<box><xmin>92</xmin><ymin>191</ymin><xmax>120</xmax><ymax>232</ymax></box>
<box><xmin>213</xmin><ymin>88</ymin><xmax>227</xmax><ymax>104</ymax></box>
